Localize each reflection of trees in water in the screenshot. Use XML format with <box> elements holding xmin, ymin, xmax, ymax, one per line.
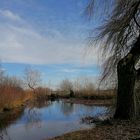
<box><xmin>79</xmin><ymin>106</ymin><xmax>109</xmax><ymax>125</ymax></box>
<box><xmin>60</xmin><ymin>102</ymin><xmax>74</xmax><ymax>116</ymax></box>
<box><xmin>28</xmin><ymin>100</ymin><xmax>52</xmax><ymax>109</ymax></box>
<box><xmin>82</xmin><ymin>106</ymin><xmax>97</xmax><ymax>116</ymax></box>
<box><xmin>0</xmin><ymin>108</ymin><xmax>24</xmax><ymax>140</ymax></box>
<box><xmin>0</xmin><ymin>128</ymin><xmax>11</xmax><ymax>140</ymax></box>
<box><xmin>24</xmin><ymin>100</ymin><xmax>52</xmax><ymax>129</ymax></box>
<box><xmin>25</xmin><ymin>108</ymin><xmax>42</xmax><ymax>129</ymax></box>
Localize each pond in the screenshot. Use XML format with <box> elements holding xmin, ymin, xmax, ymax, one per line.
<box><xmin>0</xmin><ymin>100</ymin><xmax>108</xmax><ymax>140</ymax></box>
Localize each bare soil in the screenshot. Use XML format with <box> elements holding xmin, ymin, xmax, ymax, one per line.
<box><xmin>48</xmin><ymin>119</ymin><xmax>140</xmax><ymax>140</ymax></box>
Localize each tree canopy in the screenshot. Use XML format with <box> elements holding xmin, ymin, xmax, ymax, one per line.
<box><xmin>87</xmin><ymin>0</ymin><xmax>140</xmax><ymax>85</ymax></box>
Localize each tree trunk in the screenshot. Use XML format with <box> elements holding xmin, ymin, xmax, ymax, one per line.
<box><xmin>114</xmin><ymin>35</ymin><xmax>140</xmax><ymax>119</ymax></box>
<box><xmin>28</xmin><ymin>84</ymin><xmax>36</xmax><ymax>94</ymax></box>
<box><xmin>134</xmin><ymin>78</ymin><xmax>140</xmax><ymax>117</ymax></box>
<box><xmin>114</xmin><ymin>57</ymin><xmax>137</xmax><ymax>119</ymax></box>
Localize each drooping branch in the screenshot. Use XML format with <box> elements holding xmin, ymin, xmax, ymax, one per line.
<box><xmin>28</xmin><ymin>83</ymin><xmax>35</xmax><ymax>91</ymax></box>
<box><xmin>129</xmin><ymin>35</ymin><xmax>140</xmax><ymax>65</ymax></box>
<box><xmin>132</xmin><ymin>1</ymin><xmax>140</xmax><ymax>28</ymax></box>
<box><xmin>134</xmin><ymin>15</ymin><xmax>140</xmax><ymax>28</ymax></box>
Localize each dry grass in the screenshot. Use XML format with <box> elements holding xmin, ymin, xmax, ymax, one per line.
<box><xmin>74</xmin><ymin>89</ymin><xmax>116</xmax><ymax>100</ymax></box>
<box><xmin>58</xmin><ymin>78</ymin><xmax>116</xmax><ymax>100</ymax></box>
<box><xmin>34</xmin><ymin>87</ymin><xmax>51</xmax><ymax>101</ymax></box>
<box><xmin>0</xmin><ymin>87</ymin><xmax>33</xmax><ymax>111</ymax></box>
<box><xmin>57</xmin><ymin>89</ymin><xmax>116</xmax><ymax>101</ymax></box>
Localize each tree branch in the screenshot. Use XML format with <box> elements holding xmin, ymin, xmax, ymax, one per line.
<box><xmin>132</xmin><ymin>1</ymin><xmax>140</xmax><ymax>28</ymax></box>
<box><xmin>134</xmin><ymin>15</ymin><xmax>140</xmax><ymax>28</ymax></box>
<box><xmin>28</xmin><ymin>83</ymin><xmax>35</xmax><ymax>93</ymax></box>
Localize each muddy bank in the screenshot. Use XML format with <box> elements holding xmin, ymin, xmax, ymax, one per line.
<box><xmin>62</xmin><ymin>98</ymin><xmax>113</xmax><ymax>106</ymax></box>
<box><xmin>48</xmin><ymin>119</ymin><xmax>140</xmax><ymax>140</ymax></box>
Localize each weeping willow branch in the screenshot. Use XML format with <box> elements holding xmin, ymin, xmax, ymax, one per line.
<box><xmin>134</xmin><ymin>15</ymin><xmax>140</xmax><ymax>28</ymax></box>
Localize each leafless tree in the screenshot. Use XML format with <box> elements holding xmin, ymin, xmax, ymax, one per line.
<box><xmin>24</xmin><ymin>67</ymin><xmax>42</xmax><ymax>93</ymax></box>
<box><xmin>60</xmin><ymin>79</ymin><xmax>73</xmax><ymax>92</ymax></box>
<box><xmin>0</xmin><ymin>65</ymin><xmax>5</xmax><ymax>85</ymax></box>
<box><xmin>86</xmin><ymin>0</ymin><xmax>140</xmax><ymax>119</ymax></box>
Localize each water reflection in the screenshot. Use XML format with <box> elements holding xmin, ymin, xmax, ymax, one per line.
<box><xmin>25</xmin><ymin>108</ymin><xmax>42</xmax><ymax>129</ymax></box>
<box><xmin>60</xmin><ymin>102</ymin><xmax>74</xmax><ymax>116</ymax></box>
<box><xmin>27</xmin><ymin>100</ymin><xmax>52</xmax><ymax>109</ymax></box>
<box><xmin>0</xmin><ymin>100</ymin><xmax>108</xmax><ymax>140</ymax></box>
<box><xmin>0</xmin><ymin>108</ymin><xmax>24</xmax><ymax>140</ymax></box>
<box><xmin>23</xmin><ymin>100</ymin><xmax>52</xmax><ymax>129</ymax></box>
<box><xmin>0</xmin><ymin>129</ymin><xmax>11</xmax><ymax>140</ymax></box>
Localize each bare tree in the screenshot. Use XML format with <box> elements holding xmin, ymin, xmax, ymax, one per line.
<box><xmin>2</xmin><ymin>76</ymin><xmax>23</xmax><ymax>88</ymax></box>
<box><xmin>60</xmin><ymin>79</ymin><xmax>74</xmax><ymax>97</ymax></box>
<box><xmin>60</xmin><ymin>79</ymin><xmax>73</xmax><ymax>91</ymax></box>
<box><xmin>86</xmin><ymin>0</ymin><xmax>140</xmax><ymax>119</ymax></box>
<box><xmin>0</xmin><ymin>65</ymin><xmax>5</xmax><ymax>85</ymax></box>
<box><xmin>24</xmin><ymin>67</ymin><xmax>42</xmax><ymax>93</ymax></box>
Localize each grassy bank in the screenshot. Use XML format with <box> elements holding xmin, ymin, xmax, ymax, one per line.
<box><xmin>51</xmin><ymin>89</ymin><xmax>116</xmax><ymax>100</ymax></box>
<box><xmin>0</xmin><ymin>87</ymin><xmax>115</xmax><ymax>112</ymax></box>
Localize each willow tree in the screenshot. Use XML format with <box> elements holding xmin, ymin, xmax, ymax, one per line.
<box><xmin>86</xmin><ymin>0</ymin><xmax>140</xmax><ymax>119</ymax></box>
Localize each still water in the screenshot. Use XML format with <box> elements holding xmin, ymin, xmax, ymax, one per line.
<box><xmin>0</xmin><ymin>100</ymin><xmax>108</xmax><ymax>140</ymax></box>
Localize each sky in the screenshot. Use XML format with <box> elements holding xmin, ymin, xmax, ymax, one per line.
<box><xmin>0</xmin><ymin>0</ymin><xmax>103</xmax><ymax>88</ymax></box>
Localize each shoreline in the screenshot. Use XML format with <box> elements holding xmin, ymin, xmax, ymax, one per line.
<box><xmin>1</xmin><ymin>99</ymin><xmax>139</xmax><ymax>140</ymax></box>
<box><xmin>62</xmin><ymin>98</ymin><xmax>113</xmax><ymax>106</ymax></box>
<box><xmin>48</xmin><ymin>119</ymin><xmax>140</xmax><ymax>140</ymax></box>
<box><xmin>0</xmin><ymin>106</ymin><xmax>24</xmax><ymax>130</ymax></box>
<box><xmin>46</xmin><ymin>99</ymin><xmax>140</xmax><ymax>140</ymax></box>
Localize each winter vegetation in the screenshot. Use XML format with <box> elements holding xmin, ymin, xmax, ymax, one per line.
<box><xmin>0</xmin><ymin>66</ymin><xmax>49</xmax><ymax>112</ymax></box>
<box><xmin>58</xmin><ymin>78</ymin><xmax>115</xmax><ymax>100</ymax></box>
<box><xmin>0</xmin><ymin>0</ymin><xmax>140</xmax><ymax>139</ymax></box>
<box><xmin>0</xmin><ymin>64</ymin><xmax>114</xmax><ymax>113</ymax></box>
<box><xmin>86</xmin><ymin>0</ymin><xmax>140</xmax><ymax>120</ymax></box>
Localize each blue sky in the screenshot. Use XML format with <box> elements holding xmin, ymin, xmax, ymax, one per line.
<box><xmin>0</xmin><ymin>0</ymin><xmax>103</xmax><ymax>88</ymax></box>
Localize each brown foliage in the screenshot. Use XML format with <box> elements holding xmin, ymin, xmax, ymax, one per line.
<box><xmin>0</xmin><ymin>85</ymin><xmax>24</xmax><ymax>110</ymax></box>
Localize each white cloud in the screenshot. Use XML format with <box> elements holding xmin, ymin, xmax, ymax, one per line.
<box><xmin>61</xmin><ymin>68</ymin><xmax>79</xmax><ymax>73</ymax></box>
<box><xmin>0</xmin><ymin>10</ymin><xmax>22</xmax><ymax>21</ymax></box>
<box><xmin>0</xmin><ymin>10</ymin><xmax>99</xmax><ymax>66</ymax></box>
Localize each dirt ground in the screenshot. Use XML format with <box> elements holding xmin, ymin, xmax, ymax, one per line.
<box><xmin>48</xmin><ymin>119</ymin><xmax>140</xmax><ymax>140</ymax></box>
